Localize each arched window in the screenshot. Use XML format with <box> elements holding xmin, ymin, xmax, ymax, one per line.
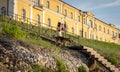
<box><xmin>94</xmin><ymin>24</ymin><xmax>97</xmax><ymax>29</ymax></box>
<box><xmin>70</xmin><ymin>12</ymin><xmax>73</xmax><ymax>19</ymax></box>
<box><xmin>48</xmin><ymin>18</ymin><xmax>51</xmax><ymax>27</ymax></box>
<box><xmin>36</xmin><ymin>14</ymin><xmax>40</xmax><ymax>25</ymax></box>
<box><xmin>56</xmin><ymin>5</ymin><xmax>59</xmax><ymax>13</ymax></box>
<box><xmin>88</xmin><ymin>20</ymin><xmax>93</xmax><ymax>27</ymax></box>
<box><xmin>46</xmin><ymin>1</ymin><xmax>50</xmax><ymax>9</ymax></box>
<box><xmin>1</xmin><ymin>7</ymin><xmax>6</xmax><ymax>16</ymax></box>
<box><xmin>83</xmin><ymin>18</ymin><xmax>85</xmax><ymax>24</ymax></box>
<box><xmin>35</xmin><ymin>0</ymin><xmax>40</xmax><ymax>7</ymax></box>
<box><xmin>22</xmin><ymin>9</ymin><xmax>26</xmax><ymax>20</ymax></box>
<box><xmin>80</xmin><ymin>30</ymin><xmax>82</xmax><ymax>37</ymax></box>
<box><xmin>72</xmin><ymin>27</ymin><xmax>74</xmax><ymax>34</ymax></box>
<box><xmin>112</xmin><ymin>31</ymin><xmax>114</xmax><ymax>37</ymax></box>
<box><xmin>64</xmin><ymin>9</ymin><xmax>67</xmax><ymax>16</ymax></box>
<box><xmin>103</xmin><ymin>27</ymin><xmax>106</xmax><ymax>33</ymax></box>
<box><xmin>107</xmin><ymin>29</ymin><xmax>109</xmax><ymax>34</ymax></box>
<box><xmin>99</xmin><ymin>25</ymin><xmax>101</xmax><ymax>31</ymax></box>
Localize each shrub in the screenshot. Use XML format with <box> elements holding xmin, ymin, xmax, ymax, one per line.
<box><xmin>108</xmin><ymin>54</ymin><xmax>118</xmax><ymax>65</ymax></box>
<box><xmin>55</xmin><ymin>57</ymin><xmax>69</xmax><ymax>72</ymax></box>
<box><xmin>32</xmin><ymin>65</ymin><xmax>53</xmax><ymax>72</ymax></box>
<box><xmin>78</xmin><ymin>66</ymin><xmax>87</xmax><ymax>72</ymax></box>
<box><xmin>2</xmin><ymin>23</ymin><xmax>25</xmax><ymax>39</ymax></box>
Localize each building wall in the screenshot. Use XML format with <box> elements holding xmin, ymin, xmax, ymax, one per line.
<box><xmin>0</xmin><ymin>0</ymin><xmax>119</xmax><ymax>44</ymax></box>
<box><xmin>0</xmin><ymin>0</ymin><xmax>8</xmax><ymax>15</ymax></box>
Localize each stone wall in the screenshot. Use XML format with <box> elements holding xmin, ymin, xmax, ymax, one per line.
<box><xmin>0</xmin><ymin>35</ymin><xmax>89</xmax><ymax>72</ymax></box>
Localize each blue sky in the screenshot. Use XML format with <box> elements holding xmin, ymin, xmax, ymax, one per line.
<box><xmin>63</xmin><ymin>0</ymin><xmax>120</xmax><ymax>29</ymax></box>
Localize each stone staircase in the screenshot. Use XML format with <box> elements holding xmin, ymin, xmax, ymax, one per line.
<box><xmin>84</xmin><ymin>46</ymin><xmax>120</xmax><ymax>72</ymax></box>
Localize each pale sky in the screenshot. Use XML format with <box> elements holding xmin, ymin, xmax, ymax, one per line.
<box><xmin>63</xmin><ymin>0</ymin><xmax>120</xmax><ymax>29</ymax></box>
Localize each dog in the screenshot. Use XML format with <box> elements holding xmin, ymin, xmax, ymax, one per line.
<box><xmin>53</xmin><ymin>35</ymin><xmax>72</xmax><ymax>46</ymax></box>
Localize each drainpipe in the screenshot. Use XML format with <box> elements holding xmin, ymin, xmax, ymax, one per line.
<box><xmin>82</xmin><ymin>12</ymin><xmax>84</xmax><ymax>38</ymax></box>
<box><xmin>7</xmin><ymin>0</ymin><xmax>9</xmax><ymax>16</ymax></box>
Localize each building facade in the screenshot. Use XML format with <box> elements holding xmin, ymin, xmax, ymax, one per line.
<box><xmin>0</xmin><ymin>0</ymin><xmax>120</xmax><ymax>44</ymax></box>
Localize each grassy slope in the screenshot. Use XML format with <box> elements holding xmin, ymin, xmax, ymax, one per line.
<box><xmin>0</xmin><ymin>16</ymin><xmax>120</xmax><ymax>64</ymax></box>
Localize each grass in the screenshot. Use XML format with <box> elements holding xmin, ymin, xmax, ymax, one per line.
<box><xmin>31</xmin><ymin>65</ymin><xmax>53</xmax><ymax>72</ymax></box>
<box><xmin>78</xmin><ymin>66</ymin><xmax>87</xmax><ymax>72</ymax></box>
<box><xmin>0</xmin><ymin>16</ymin><xmax>120</xmax><ymax>65</ymax></box>
<box><xmin>0</xmin><ymin>17</ymin><xmax>61</xmax><ymax>53</ymax></box>
<box><xmin>54</xmin><ymin>56</ymin><xmax>69</xmax><ymax>72</ymax></box>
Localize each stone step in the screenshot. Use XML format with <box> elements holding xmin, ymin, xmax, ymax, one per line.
<box><xmin>83</xmin><ymin>46</ymin><xmax>120</xmax><ymax>72</ymax></box>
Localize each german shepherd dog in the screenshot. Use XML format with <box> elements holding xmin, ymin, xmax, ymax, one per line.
<box><xmin>53</xmin><ymin>35</ymin><xmax>72</xmax><ymax>46</ymax></box>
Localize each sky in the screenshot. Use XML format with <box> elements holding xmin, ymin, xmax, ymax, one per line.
<box><xmin>63</xmin><ymin>0</ymin><xmax>120</xmax><ymax>29</ymax></box>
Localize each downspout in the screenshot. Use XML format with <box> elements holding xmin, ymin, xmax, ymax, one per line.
<box><xmin>82</xmin><ymin>12</ymin><xmax>84</xmax><ymax>38</ymax></box>
<box><xmin>7</xmin><ymin>0</ymin><xmax>9</xmax><ymax>16</ymax></box>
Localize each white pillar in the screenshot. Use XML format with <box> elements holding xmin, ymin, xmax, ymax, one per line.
<box><xmin>88</xmin><ymin>27</ymin><xmax>90</xmax><ymax>39</ymax></box>
<box><xmin>30</xmin><ymin>4</ymin><xmax>33</xmax><ymax>23</ymax></box>
<box><xmin>41</xmin><ymin>0</ymin><xmax>44</xmax><ymax>27</ymax></box>
<box><xmin>14</xmin><ymin>0</ymin><xmax>17</xmax><ymax>15</ymax></box>
<box><xmin>41</xmin><ymin>0</ymin><xmax>43</xmax><ymax>5</ymax></box>
<box><xmin>42</xmin><ymin>10</ymin><xmax>45</xmax><ymax>27</ymax></box>
<box><xmin>76</xmin><ymin>23</ymin><xmax>78</xmax><ymax>35</ymax></box>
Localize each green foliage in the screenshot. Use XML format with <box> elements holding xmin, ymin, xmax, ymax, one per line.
<box><xmin>55</xmin><ymin>57</ymin><xmax>69</xmax><ymax>72</ymax></box>
<box><xmin>2</xmin><ymin>23</ymin><xmax>25</xmax><ymax>39</ymax></box>
<box><xmin>78</xmin><ymin>66</ymin><xmax>87</xmax><ymax>72</ymax></box>
<box><xmin>0</xmin><ymin>49</ymin><xmax>3</xmax><ymax>54</ymax></box>
<box><xmin>108</xmin><ymin>54</ymin><xmax>119</xmax><ymax>65</ymax></box>
<box><xmin>32</xmin><ymin>65</ymin><xmax>53</xmax><ymax>72</ymax></box>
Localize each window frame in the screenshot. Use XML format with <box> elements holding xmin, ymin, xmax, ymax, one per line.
<box><xmin>46</xmin><ymin>1</ymin><xmax>50</xmax><ymax>9</ymax></box>
<box><xmin>56</xmin><ymin>5</ymin><xmax>59</xmax><ymax>13</ymax></box>
<box><xmin>22</xmin><ymin>9</ymin><xmax>26</xmax><ymax>20</ymax></box>
<box><xmin>64</xmin><ymin>9</ymin><xmax>67</xmax><ymax>16</ymax></box>
<box><xmin>88</xmin><ymin>20</ymin><xmax>93</xmax><ymax>27</ymax></box>
<box><xmin>48</xmin><ymin>18</ymin><xmax>51</xmax><ymax>27</ymax></box>
<box><xmin>78</xmin><ymin>16</ymin><xmax>80</xmax><ymax>22</ymax></box>
<box><xmin>34</xmin><ymin>0</ymin><xmax>40</xmax><ymax>7</ymax></box>
<box><xmin>70</xmin><ymin>12</ymin><xmax>73</xmax><ymax>19</ymax></box>
<box><xmin>72</xmin><ymin>27</ymin><xmax>74</xmax><ymax>34</ymax></box>
<box><xmin>1</xmin><ymin>7</ymin><xmax>6</xmax><ymax>16</ymax></box>
<box><xmin>36</xmin><ymin>14</ymin><xmax>40</xmax><ymax>25</ymax></box>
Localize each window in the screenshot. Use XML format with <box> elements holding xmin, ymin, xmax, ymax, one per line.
<box><xmin>48</xmin><ymin>18</ymin><xmax>51</xmax><ymax>27</ymax></box>
<box><xmin>34</xmin><ymin>0</ymin><xmax>40</xmax><ymax>7</ymax></box>
<box><xmin>103</xmin><ymin>27</ymin><xmax>105</xmax><ymax>33</ymax></box>
<box><xmin>22</xmin><ymin>9</ymin><xmax>26</xmax><ymax>20</ymax></box>
<box><xmin>70</xmin><ymin>12</ymin><xmax>73</xmax><ymax>19</ymax></box>
<box><xmin>85</xmin><ymin>32</ymin><xmax>87</xmax><ymax>38</ymax></box>
<box><xmin>80</xmin><ymin>30</ymin><xmax>82</xmax><ymax>37</ymax></box>
<box><xmin>100</xmin><ymin>37</ymin><xmax>102</xmax><ymax>41</ymax></box>
<box><xmin>107</xmin><ymin>29</ymin><xmax>109</xmax><ymax>34</ymax></box>
<box><xmin>94</xmin><ymin>24</ymin><xmax>97</xmax><ymax>29</ymax></box>
<box><xmin>56</xmin><ymin>5</ymin><xmax>59</xmax><ymax>13</ymax></box>
<box><xmin>83</xmin><ymin>18</ymin><xmax>85</xmax><ymax>24</ymax></box>
<box><xmin>115</xmin><ymin>33</ymin><xmax>117</xmax><ymax>37</ymax></box>
<box><xmin>46</xmin><ymin>1</ymin><xmax>50</xmax><ymax>9</ymax></box>
<box><xmin>78</xmin><ymin>16</ymin><xmax>80</xmax><ymax>22</ymax></box>
<box><xmin>96</xmin><ymin>36</ymin><xmax>98</xmax><ymax>40</ymax></box>
<box><xmin>72</xmin><ymin>27</ymin><xmax>74</xmax><ymax>34</ymax></box>
<box><xmin>1</xmin><ymin>7</ymin><xmax>6</xmax><ymax>16</ymax></box>
<box><xmin>112</xmin><ymin>31</ymin><xmax>114</xmax><ymax>37</ymax></box>
<box><xmin>64</xmin><ymin>9</ymin><xmax>67</xmax><ymax>16</ymax></box>
<box><xmin>99</xmin><ymin>25</ymin><xmax>101</xmax><ymax>31</ymax></box>
<box><xmin>36</xmin><ymin>14</ymin><xmax>40</xmax><ymax>25</ymax></box>
<box><xmin>88</xmin><ymin>20</ymin><xmax>93</xmax><ymax>27</ymax></box>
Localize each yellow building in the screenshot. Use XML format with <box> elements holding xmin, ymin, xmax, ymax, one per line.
<box><xmin>0</xmin><ymin>0</ymin><xmax>120</xmax><ymax>44</ymax></box>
